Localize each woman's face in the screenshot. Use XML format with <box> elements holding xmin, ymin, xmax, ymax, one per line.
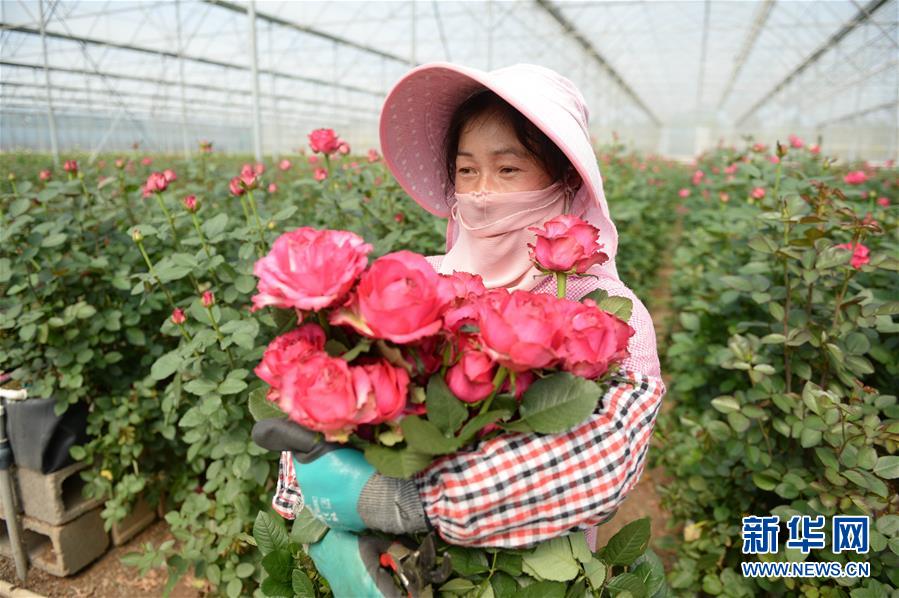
<box><xmin>454</xmin><ymin>113</ymin><xmax>554</xmax><ymax>194</ymax></box>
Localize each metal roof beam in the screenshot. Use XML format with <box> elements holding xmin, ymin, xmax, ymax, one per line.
<box><xmin>534</xmin><ymin>0</ymin><xmax>662</xmax><ymax>127</ymax></box>
<box><xmin>203</xmin><ymin>0</ymin><xmax>413</xmax><ymax>66</ymax></box>
<box><xmin>717</xmin><ymin>0</ymin><xmax>775</xmax><ymax>111</ymax></box>
<box><xmin>0</xmin><ymin>59</ymin><xmax>378</xmax><ymax>115</ymax></box>
<box><xmin>736</xmin><ymin>0</ymin><xmax>892</xmax><ymax>126</ymax></box>
<box><xmin>0</xmin><ymin>23</ymin><xmax>384</xmax><ymax>97</ymax></box>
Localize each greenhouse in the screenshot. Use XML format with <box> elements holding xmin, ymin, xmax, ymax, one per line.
<box><xmin>0</xmin><ymin>1</ymin><xmax>897</xmax><ymax>597</ymax></box>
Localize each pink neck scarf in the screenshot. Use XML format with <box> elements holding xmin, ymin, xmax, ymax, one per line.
<box><xmin>438</xmin><ymin>182</ymin><xmax>569</xmax><ymax>291</ymax></box>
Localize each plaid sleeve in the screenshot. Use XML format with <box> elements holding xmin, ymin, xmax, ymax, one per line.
<box><xmin>413</xmin><ymin>368</ymin><xmax>666</xmax><ymax>548</ymax></box>
<box><xmin>272</xmin><ymin>450</ymin><xmax>304</xmax><ymax>519</ymax></box>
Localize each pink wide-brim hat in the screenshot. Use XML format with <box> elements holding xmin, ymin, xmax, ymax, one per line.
<box><xmin>378</xmin><ymin>61</ymin><xmax>618</xmax><ymax>279</ymax></box>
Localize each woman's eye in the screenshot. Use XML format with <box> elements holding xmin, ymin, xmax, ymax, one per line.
<box><xmin>457</xmin><ymin>167</ymin><xmax>474</xmax><ymax>174</ymax></box>
<box><xmin>500</xmin><ymin>167</ymin><xmax>519</xmax><ymax>174</ymax></box>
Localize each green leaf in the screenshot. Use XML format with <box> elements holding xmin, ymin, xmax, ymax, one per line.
<box><xmin>569</xmin><ymin>531</ymin><xmax>592</xmax><ymax>564</ymax></box>
<box><xmin>235</xmin><ymin>562</ymin><xmax>255</xmax><ymax>578</ymax></box>
<box><xmin>597</xmin><ymin>295</ymin><xmax>633</xmax><ymax>322</ymax></box>
<box><xmin>234</xmin><ymin>275</ymin><xmax>256</xmax><ymax>294</ymax></box>
<box><xmin>217</xmin><ymin>378</ymin><xmax>248</xmax><ymax>395</ymax></box>
<box><xmin>710</xmin><ymin>395</ymin><xmax>740</xmax><ymax>414</ymax></box>
<box><xmin>426</xmin><ymin>375</ymin><xmax>468</xmax><ymax>436</ymax></box>
<box><xmin>202</xmin><ymin>213</ymin><xmax>229</xmax><ymax>237</ymax></box>
<box><xmin>456</xmin><ymin>409</ymin><xmax>511</xmax><ymax>446</ymax></box>
<box><xmin>518</xmin><ymin>581</ymin><xmax>566</xmax><ymax>598</ymax></box>
<box><xmin>401</xmin><ymin>416</ymin><xmax>460</xmax><ymax>455</ymax></box>
<box><xmin>41</xmin><ymin>232</ymin><xmax>67</xmax><ymax>248</ymax></box>
<box><xmin>727</xmin><ymin>411</ymin><xmax>751</xmax><ymax>434</ymax></box>
<box><xmin>291</xmin><ymin>569</ymin><xmax>315</xmax><ymax>598</ymax></box>
<box><xmin>261</xmin><ymin>548</ymin><xmax>292</xmax><ymax>582</ymax></box>
<box><xmin>290</xmin><ymin>507</ymin><xmax>328</xmax><ymax>544</ymax></box>
<box><xmin>844</xmin><ymin>331</ymin><xmax>871</xmax><ymax>355</ymax></box>
<box><xmin>363</xmin><ymin>445</ymin><xmax>432</xmax><ymax>479</ymax></box>
<box><xmin>606</xmin><ymin>572</ymin><xmax>648</xmax><ymax>598</ymax></box>
<box><xmin>495</xmin><ymin>551</ymin><xmax>523</xmax><ymax>577</ymax></box>
<box><xmin>253</xmin><ymin>511</ymin><xmax>289</xmax><ymax>556</ymax></box>
<box><xmin>873</xmin><ymin>456</ymin><xmax>899</xmax><ymax>479</ymax></box>
<box><xmin>248</xmin><ymin>387</ymin><xmax>286</xmax><ymax>421</ymax></box>
<box><xmin>151</xmin><ymin>350</ymin><xmax>182</xmax><ymax>381</ymax></box>
<box><xmin>721</xmin><ymin>275</ymin><xmax>753</xmax><ymax>292</ymax></box>
<box><xmin>445</xmin><ymin>546</ymin><xmax>489</xmax><ymax>576</ymax></box>
<box><xmin>260</xmin><ymin>577</ymin><xmax>292</xmax><ymax>598</ymax></box>
<box><xmin>184</xmin><ymin>378</ymin><xmax>219</xmax><ymax>396</ymax></box>
<box><xmin>490</xmin><ymin>571</ymin><xmax>519</xmax><ymax>598</ymax></box>
<box><xmin>520</xmin><ymin>372</ymin><xmax>600</xmax><ymax>434</ymax></box>
<box><xmin>439</xmin><ymin>578</ymin><xmax>477</xmax><ymax>594</ymax></box>
<box><xmin>521</xmin><ymin>536</ymin><xmax>579</xmax><ymax>581</ymax></box>
<box><xmin>584</xmin><ymin>557</ymin><xmax>607</xmax><ymax>588</ymax></box>
<box><xmin>601</xmin><ymin>517</ymin><xmax>651</xmax><ymax>566</ymax></box>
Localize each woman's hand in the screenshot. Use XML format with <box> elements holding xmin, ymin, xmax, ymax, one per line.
<box><xmin>253</xmin><ymin>418</ymin><xmax>375</xmax><ymax>531</ymax></box>
<box><xmin>307</xmin><ymin>529</ymin><xmax>403</xmax><ymax>598</ymax></box>
<box><xmin>253</xmin><ymin>418</ymin><xmax>430</xmax><ymax>534</ymax></box>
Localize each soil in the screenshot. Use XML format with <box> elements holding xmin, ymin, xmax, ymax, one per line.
<box><xmin>0</xmin><ymin>520</ymin><xmax>203</xmax><ymax>598</ymax></box>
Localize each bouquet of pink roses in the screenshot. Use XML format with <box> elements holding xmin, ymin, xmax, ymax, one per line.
<box><xmin>250</xmin><ymin>216</ymin><xmax>634</xmax><ymax>479</ymax></box>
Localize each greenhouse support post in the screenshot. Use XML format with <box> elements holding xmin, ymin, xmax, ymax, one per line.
<box><xmin>176</xmin><ymin>0</ymin><xmax>190</xmax><ymax>159</ymax></box>
<box><xmin>247</xmin><ymin>0</ymin><xmax>264</xmax><ymax>163</ymax></box>
<box><xmin>38</xmin><ymin>0</ymin><xmax>60</xmax><ymax>164</ymax></box>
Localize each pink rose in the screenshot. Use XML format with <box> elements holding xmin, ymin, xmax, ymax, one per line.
<box><xmin>352</xmin><ymin>360</ymin><xmax>410</xmax><ymax>424</ymax></box>
<box><xmin>809</xmin><ymin>144</ymin><xmax>820</xmax><ymax>155</ymax></box>
<box><xmin>835</xmin><ymin>242</ymin><xmax>870</xmax><ymax>269</ymax></box>
<box><xmin>144</xmin><ymin>172</ymin><xmax>168</xmax><ymax>193</ymax></box>
<box><xmin>446</xmin><ymin>350</ymin><xmax>496</xmax><ymax>403</ymax></box>
<box><xmin>338</xmin><ymin>142</ymin><xmax>350</xmax><ymax>155</ymax></box>
<box><xmin>843</xmin><ymin>171</ymin><xmax>867</xmax><ymax>185</ymax></box>
<box><xmin>367</xmin><ymin>149</ymin><xmax>380</xmax><ymax>163</ymax></box>
<box><xmin>476</xmin><ymin>290</ymin><xmax>564</xmax><ymax>372</ymax></box>
<box><xmin>691</xmin><ymin>170</ymin><xmax>704</xmax><ymax>185</ymax></box>
<box><xmin>528</xmin><ymin>214</ymin><xmax>608</xmax><ymax>274</ymax></box>
<box><xmin>39</xmin><ymin>169</ymin><xmax>51</xmax><ymax>181</ymax></box>
<box><xmin>239</xmin><ymin>164</ymin><xmax>258</xmax><ymax>190</ymax></box>
<box><xmin>789</xmin><ymin>134</ymin><xmax>804</xmax><ymax>149</ymax></box>
<box><xmin>254</xmin><ymin>324</ymin><xmax>327</xmax><ymax>389</ymax></box>
<box><xmin>752</xmin><ymin>143</ymin><xmax>766</xmax><ymax>153</ymax></box>
<box><xmin>678</xmin><ymin>188</ymin><xmax>690</xmax><ymax>198</ymax></box>
<box><xmin>251</xmin><ymin>227</ymin><xmax>372</xmax><ymax>312</ymax></box>
<box><xmin>268</xmin><ymin>183</ymin><xmax>278</xmax><ymax>193</ymax></box>
<box><xmin>877</xmin><ymin>197</ymin><xmax>889</xmax><ymax>207</ymax></box>
<box><xmin>314</xmin><ymin>167</ymin><xmax>328</xmax><ymax>182</ymax></box>
<box><xmin>141</xmin><ymin>157</ymin><xmax>152</xmax><ymax>166</ymax></box>
<box><xmin>229</xmin><ymin>177</ymin><xmax>245</xmax><ymax>196</ymax></box>
<box><xmin>768</xmin><ymin>155</ymin><xmax>780</xmax><ymax>164</ymax></box>
<box><xmin>751</xmin><ymin>187</ymin><xmax>766</xmax><ymax>199</ymax></box>
<box><xmin>279</xmin><ymin>353</ymin><xmax>362</xmax><ymax>438</ymax></box>
<box><xmin>279</xmin><ymin>159</ymin><xmax>292</xmax><ymax>171</ymax></box>
<box><xmin>308</xmin><ymin>155</ymin><xmax>319</xmax><ymax>165</ymax></box>
<box><xmin>330</xmin><ymin>250</ymin><xmax>456</xmax><ymax>344</ymax></box>
<box><xmin>559</xmin><ymin>301</ymin><xmax>633</xmax><ymax>379</ymax></box>
<box><xmin>501</xmin><ymin>370</ymin><xmax>534</xmax><ymax>400</ymax></box>
<box><xmin>308</xmin><ymin>128</ymin><xmax>341</xmax><ymax>155</ymax></box>
<box><xmin>163</xmin><ymin>169</ymin><xmax>177</xmax><ymax>183</ymax></box>
<box><xmin>444</xmin><ymin>271</ymin><xmax>487</xmax><ymax>299</ymax></box>
<box><xmin>183</xmin><ymin>194</ymin><xmax>197</xmax><ymax>212</ymax></box>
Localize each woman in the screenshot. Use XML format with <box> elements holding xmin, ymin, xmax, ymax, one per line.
<box><xmin>255</xmin><ymin>62</ymin><xmax>666</xmax><ymax>597</ymax></box>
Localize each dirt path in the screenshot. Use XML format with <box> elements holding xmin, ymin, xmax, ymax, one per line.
<box><xmin>0</xmin><ymin>520</ymin><xmax>202</xmax><ymax>598</ymax></box>
<box><xmin>593</xmin><ymin>210</ymin><xmax>683</xmax><ymax>568</ymax></box>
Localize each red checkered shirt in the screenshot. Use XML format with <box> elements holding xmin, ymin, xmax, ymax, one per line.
<box><xmin>271</xmin><ymin>256</ymin><xmax>666</xmax><ymax>548</ymax></box>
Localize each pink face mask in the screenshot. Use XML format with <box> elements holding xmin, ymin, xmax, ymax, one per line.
<box><xmin>437</xmin><ymin>181</ymin><xmax>570</xmax><ymax>291</ymax></box>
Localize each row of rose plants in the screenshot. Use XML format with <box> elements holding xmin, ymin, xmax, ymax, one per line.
<box><xmin>652</xmin><ymin>138</ymin><xmax>898</xmax><ymax>596</ymax></box>
<box><xmin>0</xmin><ymin>130</ymin><xmax>677</xmax><ymax>595</ymax></box>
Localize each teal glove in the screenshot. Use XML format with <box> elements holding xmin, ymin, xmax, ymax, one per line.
<box><xmin>307</xmin><ymin>529</ymin><xmax>402</xmax><ymax>598</ymax></box>
<box><xmin>252</xmin><ymin>419</ymin><xmax>430</xmax><ymax>534</ymax></box>
<box><xmin>293</xmin><ymin>448</ymin><xmax>375</xmax><ymax>531</ymax></box>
